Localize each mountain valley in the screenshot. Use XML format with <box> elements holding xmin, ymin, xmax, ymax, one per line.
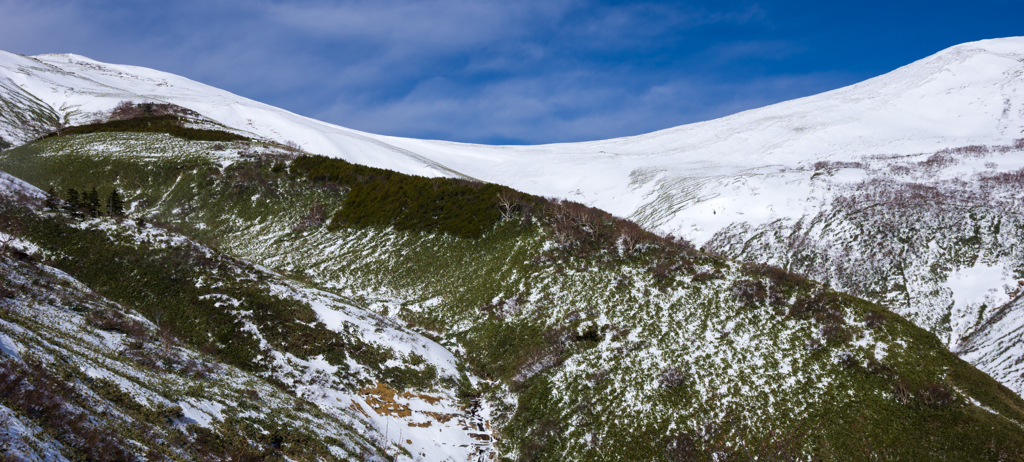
<box><xmin>1</xmin><ymin>38</ymin><xmax>1024</xmax><ymax>461</ymax></box>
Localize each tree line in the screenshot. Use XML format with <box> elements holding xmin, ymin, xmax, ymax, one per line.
<box><xmin>45</xmin><ymin>186</ymin><xmax>125</xmax><ymax>217</ymax></box>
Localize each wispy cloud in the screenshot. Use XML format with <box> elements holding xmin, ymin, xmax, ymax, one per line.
<box><xmin>263</xmin><ymin>0</ymin><xmax>575</xmax><ymax>48</ymax></box>
<box><xmin>0</xmin><ymin>0</ymin><xmax>938</xmax><ymax>144</ymax></box>
<box><xmin>317</xmin><ymin>68</ymin><xmax>854</xmax><ymax>144</ymax></box>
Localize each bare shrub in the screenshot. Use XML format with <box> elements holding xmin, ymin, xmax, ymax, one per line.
<box><xmin>691</xmin><ymin>269</ymin><xmax>722</xmax><ymax>282</ymax></box>
<box><xmin>618</xmin><ymin>220</ymin><xmax>649</xmax><ymax>255</ymax></box>
<box><xmin>86</xmin><ymin>308</ymin><xmax>151</xmax><ymax>341</ymax></box>
<box><xmin>889</xmin><ymin>164</ymin><xmax>911</xmax><ymax>175</ymax></box>
<box><xmin>836</xmin><ymin>350</ymin><xmax>858</xmax><ymax>369</ymax></box>
<box><xmin>865</xmin><ymin>358</ymin><xmax>893</xmax><ymax>378</ymax></box>
<box><xmin>20</xmin><ymin>115</ymin><xmax>63</xmax><ymax>139</ymax></box>
<box><xmin>864</xmin><ymin>311</ymin><xmax>886</xmax><ymax>328</ymax></box>
<box><xmin>821</xmin><ymin>323</ymin><xmax>851</xmax><ymax>343</ymax></box>
<box><xmin>730</xmin><ymin>279</ymin><xmax>767</xmax><ymax>306</ymax></box>
<box><xmin>666</xmin><ymin>412</ymin><xmax>810</xmax><ymax>461</ymax></box>
<box><xmin>518</xmin><ymin>418</ymin><xmax>563</xmax><ymax>461</ymax></box>
<box><xmin>587</xmin><ymin>369</ymin><xmax>608</xmax><ymax>386</ymax></box>
<box><xmin>658</xmin><ymin>367</ymin><xmax>689</xmax><ymax>388</ymax></box>
<box><xmin>938</xmin><ymin>144</ymin><xmax>989</xmax><ymax>158</ymax></box>
<box><xmin>919</xmin><ymin>152</ymin><xmax>957</xmax><ymax>170</ymax></box>
<box><xmin>292</xmin><ymin>203</ymin><xmax>327</xmax><ymax>232</ymax></box>
<box><xmin>891</xmin><ymin>377</ymin><xmax>913</xmax><ymax>405</ymax></box>
<box><xmin>983</xmin><ymin>167</ymin><xmax>1024</xmax><ymax>187</ymax></box>
<box><xmin>496</xmin><ymin>191</ymin><xmax>522</xmax><ymax>221</ymax></box>
<box><xmin>0</xmin><ymin>209</ymin><xmax>27</xmax><ymax>257</ymax></box>
<box><xmin>663</xmin><ymin>432</ymin><xmax>698</xmax><ymax>461</ymax></box>
<box><xmin>918</xmin><ymin>383</ymin><xmax>957</xmax><ymax>410</ymax></box>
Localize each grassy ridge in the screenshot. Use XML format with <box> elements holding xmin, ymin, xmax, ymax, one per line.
<box><xmin>5</xmin><ymin>134</ymin><xmax>1024</xmax><ymax>460</ymax></box>
<box><xmin>294</xmin><ymin>155</ymin><xmax>518</xmax><ymax>238</ymax></box>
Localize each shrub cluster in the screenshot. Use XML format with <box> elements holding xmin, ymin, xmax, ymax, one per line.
<box><xmin>339</xmin><ymin>175</ymin><xmax>506</xmax><ymax>239</ymax></box>
<box><xmin>29</xmin><ymin>214</ymin><xmax>308</xmax><ymax>372</ymax></box>
<box><xmin>86</xmin><ymin>306</ymin><xmax>149</xmax><ymax>338</ymax></box>
<box><xmin>47</xmin><ymin>114</ymin><xmax>247</xmax><ymax>143</ymax></box>
<box><xmin>790</xmin><ymin>290</ymin><xmax>852</xmax><ymax>343</ymax></box>
<box><xmin>293</xmin><ymin>154</ymin><xmax>512</xmax><ymax>238</ymax></box>
<box><xmin>738</xmin><ymin>263</ymin><xmax>813</xmax><ymax>307</ymax></box>
<box><xmin>813</xmin><ymin>160</ymin><xmax>865</xmax><ymax>170</ymax></box>
<box><xmin>85</xmin><ymin>306</ymin><xmax>219</xmax><ymax>378</ymax></box>
<box><xmin>107</xmin><ymin>101</ymin><xmax>194</xmax><ymax>121</ymax></box>
<box><xmin>891</xmin><ymin>377</ymin><xmax>959</xmax><ymax>410</ymax></box>
<box><xmin>661</xmin><ymin>411</ymin><xmax>809</xmax><ymax>462</ymax></box>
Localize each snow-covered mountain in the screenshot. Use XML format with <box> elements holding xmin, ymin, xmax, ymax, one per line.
<box><xmin>3</xmin><ymin>37</ymin><xmax>1024</xmax><ymax>460</ymax></box>
<box><xmin>3</xmin><ymin>37</ymin><xmax>1023</xmax><ymax>394</ymax></box>
<box><xmin>1</xmin><ymin>38</ymin><xmax>1022</xmax><ymax>240</ymax></box>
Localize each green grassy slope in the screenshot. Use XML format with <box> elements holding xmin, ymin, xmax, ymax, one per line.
<box><xmin>3</xmin><ymin>133</ymin><xmax>1024</xmax><ymax>460</ymax></box>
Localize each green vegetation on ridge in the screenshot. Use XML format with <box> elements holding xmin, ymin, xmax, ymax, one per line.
<box><xmin>3</xmin><ymin>131</ymin><xmax>1024</xmax><ymax>460</ymax></box>
<box><xmin>294</xmin><ymin>154</ymin><xmax>534</xmax><ymax>239</ymax></box>
<box><xmin>47</xmin><ymin>114</ymin><xmax>248</xmax><ymax>143</ymax></box>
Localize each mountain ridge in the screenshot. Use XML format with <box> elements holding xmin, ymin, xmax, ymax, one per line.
<box><xmin>2</xmin><ymin>37</ymin><xmax>1022</xmax><ymax>240</ymax></box>
<box><xmin>3</xmin><ymin>38</ymin><xmax>1024</xmax><ymax>460</ymax></box>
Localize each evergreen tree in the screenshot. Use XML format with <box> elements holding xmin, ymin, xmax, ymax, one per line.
<box><xmin>107</xmin><ymin>188</ymin><xmax>125</xmax><ymax>217</ymax></box>
<box><xmin>65</xmin><ymin>188</ymin><xmax>80</xmax><ymax>211</ymax></box>
<box><xmin>84</xmin><ymin>187</ymin><xmax>101</xmax><ymax>217</ymax></box>
<box><xmin>44</xmin><ymin>187</ymin><xmax>59</xmax><ymax>210</ymax></box>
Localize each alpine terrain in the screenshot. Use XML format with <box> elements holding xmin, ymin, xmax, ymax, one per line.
<box><xmin>0</xmin><ymin>37</ymin><xmax>1022</xmax><ymax>461</ymax></box>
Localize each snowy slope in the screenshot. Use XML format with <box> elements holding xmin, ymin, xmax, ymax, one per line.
<box><xmin>3</xmin><ymin>38</ymin><xmax>1024</xmax><ymax>241</ymax></box>
<box><xmin>0</xmin><ymin>51</ymin><xmax>471</xmax><ymax>179</ymax></box>
<box><xmin>958</xmin><ymin>293</ymin><xmax>1024</xmax><ymax>396</ymax></box>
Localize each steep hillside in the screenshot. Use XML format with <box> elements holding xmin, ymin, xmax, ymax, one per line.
<box><xmin>0</xmin><ymin>168</ymin><xmax>495</xmax><ymax>461</ymax></box>
<box><xmin>701</xmin><ymin>140</ymin><xmax>1024</xmax><ymax>392</ymax></box>
<box><xmin>3</xmin><ymin>130</ymin><xmax>1024</xmax><ymax>460</ymax></box>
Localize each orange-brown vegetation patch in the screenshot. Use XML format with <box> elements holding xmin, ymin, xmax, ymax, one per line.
<box><xmin>359</xmin><ymin>382</ymin><xmax>456</xmax><ymax>426</ymax></box>
<box><xmin>423</xmin><ymin>411</ymin><xmax>455</xmax><ymax>423</ymax></box>
<box><xmin>406</xmin><ymin>391</ymin><xmax>442</xmax><ymax>405</ymax></box>
<box><xmin>347</xmin><ymin>401</ymin><xmax>370</xmax><ymax>418</ymax></box>
<box><xmin>359</xmin><ymin>382</ymin><xmax>413</xmax><ymax>417</ymax></box>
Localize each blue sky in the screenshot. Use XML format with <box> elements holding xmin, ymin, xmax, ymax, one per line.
<box><xmin>1</xmin><ymin>0</ymin><xmax>1021</xmax><ymax>144</ymax></box>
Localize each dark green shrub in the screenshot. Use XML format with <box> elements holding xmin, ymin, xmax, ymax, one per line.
<box><xmin>49</xmin><ymin>115</ymin><xmax>247</xmax><ymax>142</ymax></box>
